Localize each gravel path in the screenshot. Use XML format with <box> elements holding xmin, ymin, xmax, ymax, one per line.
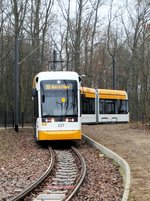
<box><xmin>0</xmin><ymin>128</ymin><xmax>123</xmax><ymax>201</ymax></box>
<box><xmin>82</xmin><ymin>123</ymin><xmax>150</xmax><ymax>201</ymax></box>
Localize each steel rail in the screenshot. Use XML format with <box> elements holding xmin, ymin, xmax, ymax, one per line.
<box><xmin>63</xmin><ymin>146</ymin><xmax>86</xmax><ymax>201</ymax></box>
<box><xmin>10</xmin><ymin>146</ymin><xmax>55</xmax><ymax>201</ymax></box>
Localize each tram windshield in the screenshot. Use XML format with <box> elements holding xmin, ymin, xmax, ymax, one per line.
<box><xmin>40</xmin><ymin>80</ymin><xmax>78</xmax><ymax>118</ymax></box>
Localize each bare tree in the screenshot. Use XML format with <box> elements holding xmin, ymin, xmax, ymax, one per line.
<box><xmin>88</xmin><ymin>0</ymin><xmax>103</xmax><ymax>86</ymax></box>
<box><xmin>122</xmin><ymin>0</ymin><xmax>150</xmax><ymax>121</ymax></box>
<box><xmin>107</xmin><ymin>0</ymin><xmax>122</xmax><ymax>89</ymax></box>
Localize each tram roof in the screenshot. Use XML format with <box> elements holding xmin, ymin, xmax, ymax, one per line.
<box><xmin>80</xmin><ymin>87</ymin><xmax>96</xmax><ymax>98</ymax></box>
<box><xmin>36</xmin><ymin>71</ymin><xmax>79</xmax><ymax>80</ymax></box>
<box><xmin>98</xmin><ymin>89</ymin><xmax>127</xmax><ymax>100</ymax></box>
<box><xmin>80</xmin><ymin>87</ymin><xmax>127</xmax><ymax>99</ymax></box>
<box><xmin>80</xmin><ymin>87</ymin><xmax>96</xmax><ymax>93</ymax></box>
<box><xmin>33</xmin><ymin>71</ymin><xmax>80</xmax><ymax>88</ymax></box>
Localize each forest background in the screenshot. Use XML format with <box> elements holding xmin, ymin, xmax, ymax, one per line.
<box><xmin>0</xmin><ymin>0</ymin><xmax>150</xmax><ymax>124</ymax></box>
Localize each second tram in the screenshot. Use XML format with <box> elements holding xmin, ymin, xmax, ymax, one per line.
<box><xmin>81</xmin><ymin>87</ymin><xmax>129</xmax><ymax>124</ymax></box>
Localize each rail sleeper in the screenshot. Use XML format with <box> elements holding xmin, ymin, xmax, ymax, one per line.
<box><xmin>33</xmin><ymin>193</ymin><xmax>65</xmax><ymax>201</ymax></box>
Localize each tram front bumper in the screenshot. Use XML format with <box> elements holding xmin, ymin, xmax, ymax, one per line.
<box><xmin>38</xmin><ymin>130</ymin><xmax>81</xmax><ymax>140</ymax></box>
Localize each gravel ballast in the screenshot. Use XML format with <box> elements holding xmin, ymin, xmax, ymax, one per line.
<box><xmin>0</xmin><ymin>128</ymin><xmax>123</xmax><ymax>200</ymax></box>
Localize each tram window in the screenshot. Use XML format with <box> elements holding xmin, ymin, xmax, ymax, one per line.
<box><xmin>104</xmin><ymin>100</ymin><xmax>115</xmax><ymax>114</ymax></box>
<box><xmin>82</xmin><ymin>97</ymin><xmax>95</xmax><ymax>114</ymax></box>
<box><xmin>32</xmin><ymin>90</ymin><xmax>38</xmax><ymax>124</ymax></box>
<box><xmin>90</xmin><ymin>98</ymin><xmax>95</xmax><ymax>114</ymax></box>
<box><xmin>99</xmin><ymin>100</ymin><xmax>105</xmax><ymax>114</ymax></box>
<box><xmin>40</xmin><ymin>80</ymin><xmax>78</xmax><ymax>117</ymax></box>
<box><xmin>118</xmin><ymin>100</ymin><xmax>128</xmax><ymax>114</ymax></box>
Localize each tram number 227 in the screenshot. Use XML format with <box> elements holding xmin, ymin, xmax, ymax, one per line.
<box><xmin>58</xmin><ymin>123</ymin><xmax>64</xmax><ymax>127</ymax></box>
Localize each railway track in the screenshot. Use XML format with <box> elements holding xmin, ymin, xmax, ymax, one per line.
<box><xmin>10</xmin><ymin>146</ymin><xmax>86</xmax><ymax>201</ymax></box>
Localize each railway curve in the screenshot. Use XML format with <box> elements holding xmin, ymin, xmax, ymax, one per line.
<box><xmin>10</xmin><ymin>146</ymin><xmax>86</xmax><ymax>201</ymax></box>
<box><xmin>32</xmin><ymin>146</ymin><xmax>86</xmax><ymax>201</ymax></box>
<box><xmin>10</xmin><ymin>147</ymin><xmax>55</xmax><ymax>201</ymax></box>
<box><xmin>0</xmin><ymin>129</ymin><xmax>124</xmax><ymax>201</ymax></box>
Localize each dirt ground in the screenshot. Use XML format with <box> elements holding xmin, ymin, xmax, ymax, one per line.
<box><xmin>82</xmin><ymin>123</ymin><xmax>150</xmax><ymax>201</ymax></box>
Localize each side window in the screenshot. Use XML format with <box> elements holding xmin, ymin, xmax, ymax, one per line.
<box><xmin>99</xmin><ymin>99</ymin><xmax>104</xmax><ymax>114</ymax></box>
<box><xmin>32</xmin><ymin>90</ymin><xmax>38</xmax><ymax>124</ymax></box>
<box><xmin>81</xmin><ymin>96</ymin><xmax>95</xmax><ymax>114</ymax></box>
<box><xmin>104</xmin><ymin>100</ymin><xmax>115</xmax><ymax>114</ymax></box>
<box><xmin>81</xmin><ymin>95</ymin><xmax>86</xmax><ymax>114</ymax></box>
<box><xmin>90</xmin><ymin>98</ymin><xmax>95</xmax><ymax>114</ymax></box>
<box><xmin>118</xmin><ymin>100</ymin><xmax>128</xmax><ymax>114</ymax></box>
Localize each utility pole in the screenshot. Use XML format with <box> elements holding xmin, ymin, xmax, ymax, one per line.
<box><xmin>14</xmin><ymin>35</ymin><xmax>19</xmax><ymax>132</ymax></box>
<box><xmin>112</xmin><ymin>56</ymin><xmax>116</xmax><ymax>89</ymax></box>
<box><xmin>52</xmin><ymin>50</ymin><xmax>57</xmax><ymax>70</ymax></box>
<box><xmin>50</xmin><ymin>50</ymin><xmax>64</xmax><ymax>71</ymax></box>
<box><xmin>14</xmin><ymin>38</ymin><xmax>47</xmax><ymax>132</ymax></box>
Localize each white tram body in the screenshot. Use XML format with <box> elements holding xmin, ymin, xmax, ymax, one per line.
<box><xmin>32</xmin><ymin>71</ymin><xmax>81</xmax><ymax>141</ymax></box>
<box><xmin>98</xmin><ymin>89</ymin><xmax>129</xmax><ymax>123</ymax></box>
<box><xmin>81</xmin><ymin>87</ymin><xmax>97</xmax><ymax>123</ymax></box>
<box><xmin>81</xmin><ymin>87</ymin><xmax>129</xmax><ymax>124</ymax></box>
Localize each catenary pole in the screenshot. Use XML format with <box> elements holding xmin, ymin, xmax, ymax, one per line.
<box><xmin>112</xmin><ymin>57</ymin><xmax>116</xmax><ymax>89</ymax></box>
<box><xmin>14</xmin><ymin>38</ymin><xmax>49</xmax><ymax>132</ymax></box>
<box><xmin>49</xmin><ymin>50</ymin><xmax>64</xmax><ymax>71</ymax></box>
<box><xmin>14</xmin><ymin>35</ymin><xmax>19</xmax><ymax>132</ymax></box>
<box><xmin>53</xmin><ymin>49</ymin><xmax>57</xmax><ymax>71</ymax></box>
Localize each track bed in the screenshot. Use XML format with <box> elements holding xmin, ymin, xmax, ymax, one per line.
<box><xmin>0</xmin><ymin>128</ymin><xmax>123</xmax><ymax>200</ymax></box>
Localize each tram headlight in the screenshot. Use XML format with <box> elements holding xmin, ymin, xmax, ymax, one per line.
<box><xmin>45</xmin><ymin>118</ymin><xmax>48</xmax><ymax>122</ymax></box>
<box><xmin>43</xmin><ymin>118</ymin><xmax>55</xmax><ymax>123</ymax></box>
<box><xmin>65</xmin><ymin>118</ymin><xmax>75</xmax><ymax>122</ymax></box>
<box><xmin>43</xmin><ymin>117</ymin><xmax>76</xmax><ymax>123</ymax></box>
<box><xmin>51</xmin><ymin>118</ymin><xmax>55</xmax><ymax>123</ymax></box>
